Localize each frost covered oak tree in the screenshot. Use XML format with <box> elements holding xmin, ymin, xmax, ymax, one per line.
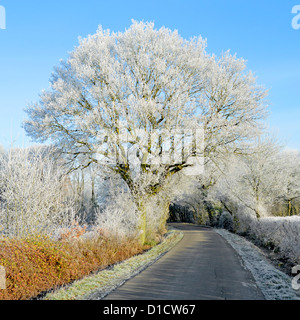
<box><xmin>24</xmin><ymin>21</ymin><xmax>267</xmax><ymax>244</ymax></box>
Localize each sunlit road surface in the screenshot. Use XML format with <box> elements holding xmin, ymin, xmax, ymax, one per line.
<box><xmin>103</xmin><ymin>223</ymin><xmax>265</xmax><ymax>300</ymax></box>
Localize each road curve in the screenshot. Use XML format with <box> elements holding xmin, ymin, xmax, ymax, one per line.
<box><xmin>104</xmin><ymin>223</ymin><xmax>265</xmax><ymax>300</ymax></box>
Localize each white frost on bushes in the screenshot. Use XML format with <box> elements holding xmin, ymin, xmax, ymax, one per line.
<box><xmin>248</xmin><ymin>216</ymin><xmax>300</xmax><ymax>262</ymax></box>
<box><xmin>0</xmin><ymin>146</ymin><xmax>77</xmax><ymax>238</ymax></box>
<box><xmin>94</xmin><ymin>190</ymin><xmax>141</xmax><ymax>240</ymax></box>
<box><xmin>215</xmin><ymin>228</ymin><xmax>300</xmax><ymax>300</ymax></box>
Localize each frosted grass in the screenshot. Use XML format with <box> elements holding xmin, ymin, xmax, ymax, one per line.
<box><xmin>215</xmin><ymin>228</ymin><xmax>300</xmax><ymax>300</ymax></box>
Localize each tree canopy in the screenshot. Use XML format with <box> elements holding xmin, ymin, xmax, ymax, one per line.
<box><xmin>24</xmin><ymin>21</ymin><xmax>268</xmax><ymax>243</ymax></box>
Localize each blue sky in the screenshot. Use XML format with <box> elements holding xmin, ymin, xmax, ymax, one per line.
<box><xmin>0</xmin><ymin>0</ymin><xmax>299</xmax><ymax>150</ymax></box>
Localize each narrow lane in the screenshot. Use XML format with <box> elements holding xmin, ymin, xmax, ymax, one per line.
<box><xmin>103</xmin><ymin>223</ymin><xmax>265</xmax><ymax>300</ymax></box>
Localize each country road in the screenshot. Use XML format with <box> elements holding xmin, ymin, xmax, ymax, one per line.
<box><xmin>103</xmin><ymin>223</ymin><xmax>265</xmax><ymax>300</ymax></box>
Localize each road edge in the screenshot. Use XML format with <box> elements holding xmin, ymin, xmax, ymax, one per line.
<box><xmin>215</xmin><ymin>228</ymin><xmax>300</xmax><ymax>300</ymax></box>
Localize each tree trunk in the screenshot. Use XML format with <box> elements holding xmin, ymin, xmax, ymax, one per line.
<box><xmin>91</xmin><ymin>173</ymin><xmax>95</xmax><ymax>205</ymax></box>
<box><xmin>137</xmin><ymin>201</ymin><xmax>147</xmax><ymax>246</ymax></box>
<box><xmin>136</xmin><ymin>194</ymin><xmax>170</xmax><ymax>245</ymax></box>
<box><xmin>287</xmin><ymin>199</ymin><xmax>292</xmax><ymax>216</ymax></box>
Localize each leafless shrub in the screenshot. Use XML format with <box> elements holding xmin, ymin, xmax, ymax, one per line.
<box><xmin>247</xmin><ymin>215</ymin><xmax>300</xmax><ymax>262</ymax></box>
<box><xmin>94</xmin><ymin>190</ymin><xmax>141</xmax><ymax>241</ymax></box>
<box><xmin>0</xmin><ymin>146</ymin><xmax>78</xmax><ymax>238</ymax></box>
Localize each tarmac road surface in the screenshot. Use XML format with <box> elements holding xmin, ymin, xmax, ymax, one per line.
<box><xmin>103</xmin><ymin>223</ymin><xmax>265</xmax><ymax>300</ymax></box>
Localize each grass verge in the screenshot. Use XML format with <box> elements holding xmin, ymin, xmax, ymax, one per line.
<box><xmin>44</xmin><ymin>229</ymin><xmax>184</xmax><ymax>300</ymax></box>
